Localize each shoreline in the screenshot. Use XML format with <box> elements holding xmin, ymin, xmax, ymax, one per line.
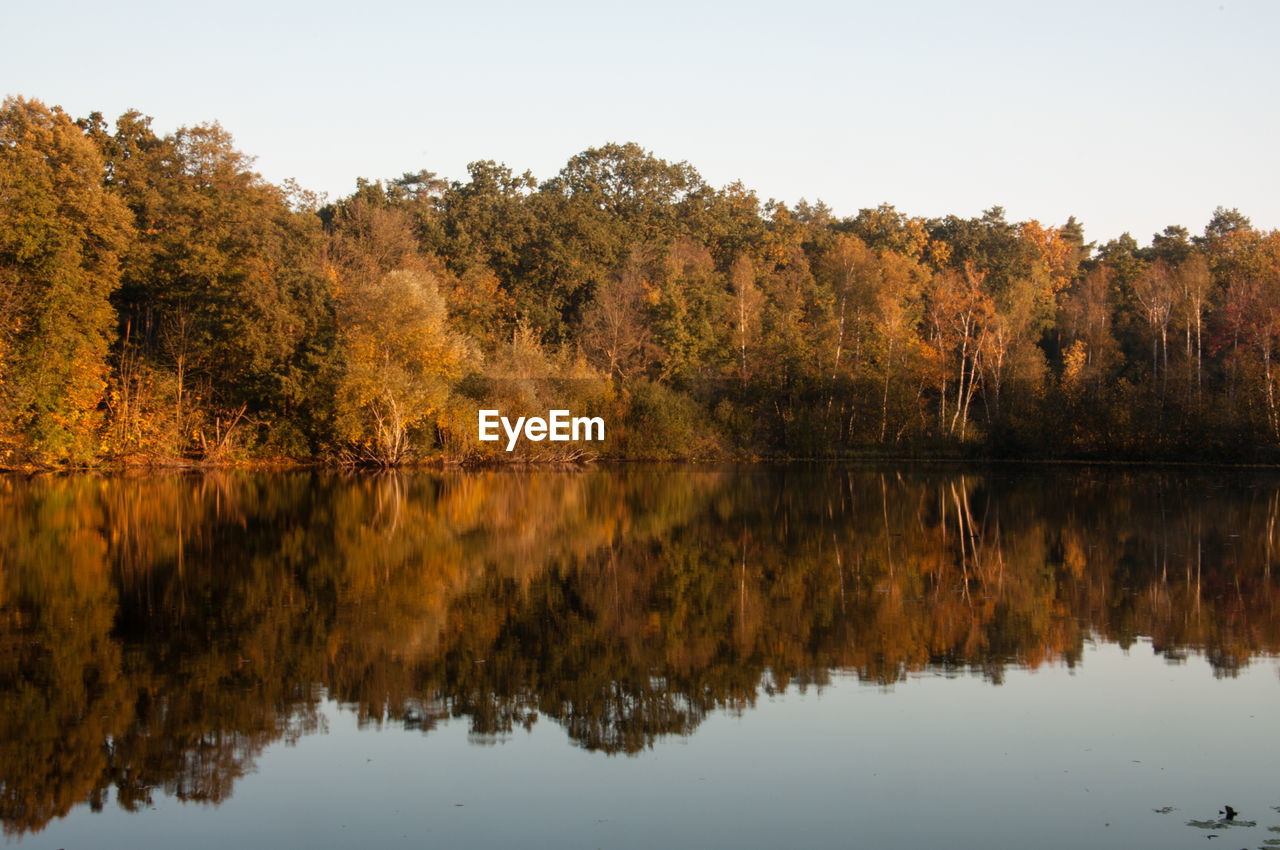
<box><xmin>5</xmin><ymin>452</ymin><xmax>1280</xmax><ymax>476</ymax></box>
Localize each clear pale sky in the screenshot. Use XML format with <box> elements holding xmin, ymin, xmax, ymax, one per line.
<box><xmin>4</xmin><ymin>0</ymin><xmax>1276</xmax><ymax>246</ymax></box>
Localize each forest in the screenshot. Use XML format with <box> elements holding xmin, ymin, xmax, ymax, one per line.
<box><xmin>3</xmin><ymin>94</ymin><xmax>1279</xmax><ymax>467</ymax></box>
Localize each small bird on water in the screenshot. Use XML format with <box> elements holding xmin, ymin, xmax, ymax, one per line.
<box><xmin>1219</xmin><ymin>804</ymin><xmax>1237</xmax><ymax>821</ymax></box>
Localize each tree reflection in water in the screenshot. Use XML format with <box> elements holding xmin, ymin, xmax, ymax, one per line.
<box><xmin>0</xmin><ymin>466</ymin><xmax>1277</xmax><ymax>835</ymax></box>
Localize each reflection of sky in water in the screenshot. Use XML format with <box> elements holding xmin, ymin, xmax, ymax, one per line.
<box><xmin>24</xmin><ymin>641</ymin><xmax>1280</xmax><ymax>850</ymax></box>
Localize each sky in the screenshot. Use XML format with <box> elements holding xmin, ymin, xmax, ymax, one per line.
<box><xmin>4</xmin><ymin>0</ymin><xmax>1277</xmax><ymax>246</ymax></box>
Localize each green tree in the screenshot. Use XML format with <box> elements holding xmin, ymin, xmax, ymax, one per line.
<box><xmin>649</xmin><ymin>238</ymin><xmax>727</xmax><ymax>386</ymax></box>
<box><xmin>439</xmin><ymin>160</ymin><xmax>537</xmax><ymax>283</ymax></box>
<box><xmin>527</xmin><ymin>143</ymin><xmax>707</xmax><ymax>340</ymax></box>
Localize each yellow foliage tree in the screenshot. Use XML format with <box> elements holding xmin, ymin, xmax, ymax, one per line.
<box><xmin>0</xmin><ymin>97</ymin><xmax>131</xmax><ymax>465</ymax></box>
<box><xmin>334</xmin><ymin>268</ymin><xmax>473</xmax><ymax>464</ymax></box>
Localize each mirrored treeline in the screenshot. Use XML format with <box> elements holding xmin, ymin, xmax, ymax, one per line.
<box><xmin>1</xmin><ymin>466</ymin><xmax>1278</xmax><ymax>836</ymax></box>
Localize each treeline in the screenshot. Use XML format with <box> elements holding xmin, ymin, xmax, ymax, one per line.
<box><xmin>3</xmin><ymin>95</ymin><xmax>1280</xmax><ymax>466</ymax></box>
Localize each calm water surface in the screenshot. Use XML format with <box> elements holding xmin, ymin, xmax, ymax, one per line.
<box><xmin>2</xmin><ymin>465</ymin><xmax>1278</xmax><ymax>848</ymax></box>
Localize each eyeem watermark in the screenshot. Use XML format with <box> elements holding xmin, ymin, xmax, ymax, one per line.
<box><xmin>478</xmin><ymin>410</ymin><xmax>605</xmax><ymax>451</ymax></box>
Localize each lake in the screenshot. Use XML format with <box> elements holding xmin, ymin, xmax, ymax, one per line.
<box><xmin>2</xmin><ymin>465</ymin><xmax>1278</xmax><ymax>848</ymax></box>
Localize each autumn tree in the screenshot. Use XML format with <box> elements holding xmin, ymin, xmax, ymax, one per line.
<box><xmin>849</xmin><ymin>204</ymin><xmax>932</xmax><ymax>260</ymax></box>
<box><xmin>333</xmin><ymin>268</ymin><xmax>473</xmax><ymax>465</ymax></box>
<box><xmin>93</xmin><ymin>113</ymin><xmax>332</xmax><ymax>457</ymax></box>
<box><xmin>325</xmin><ymin>180</ymin><xmax>421</xmax><ymax>284</ymax></box>
<box><xmin>816</xmin><ymin>234</ymin><xmax>878</xmax><ymax>398</ymax></box>
<box><xmin>0</xmin><ymin>97</ymin><xmax>132</xmax><ymax>465</ymax></box>
<box><xmin>1215</xmin><ymin>231</ymin><xmax>1280</xmax><ymax>441</ymax></box>
<box><xmin>927</xmin><ymin>264</ymin><xmax>992</xmax><ymax>440</ymax></box>
<box><xmin>873</xmin><ymin>251</ymin><xmax>928</xmax><ymax>443</ymax></box>
<box><xmin>1132</xmin><ymin>259</ymin><xmax>1177</xmax><ymax>401</ymax></box>
<box><xmin>728</xmin><ymin>255</ymin><xmax>764</xmax><ymax>388</ymax></box>
<box><xmin>581</xmin><ymin>248</ymin><xmax>660</xmax><ymax>381</ymax></box>
<box><xmin>1060</xmin><ymin>265</ymin><xmax>1122</xmax><ymax>396</ymax></box>
<box><xmin>1175</xmin><ymin>253</ymin><xmax>1211</xmax><ymax>401</ymax></box>
<box><xmin>444</xmin><ymin>263</ymin><xmax>514</xmax><ymax>350</ymax></box>
<box><xmin>755</xmin><ymin>244</ymin><xmax>823</xmax><ymax>449</ymax></box>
